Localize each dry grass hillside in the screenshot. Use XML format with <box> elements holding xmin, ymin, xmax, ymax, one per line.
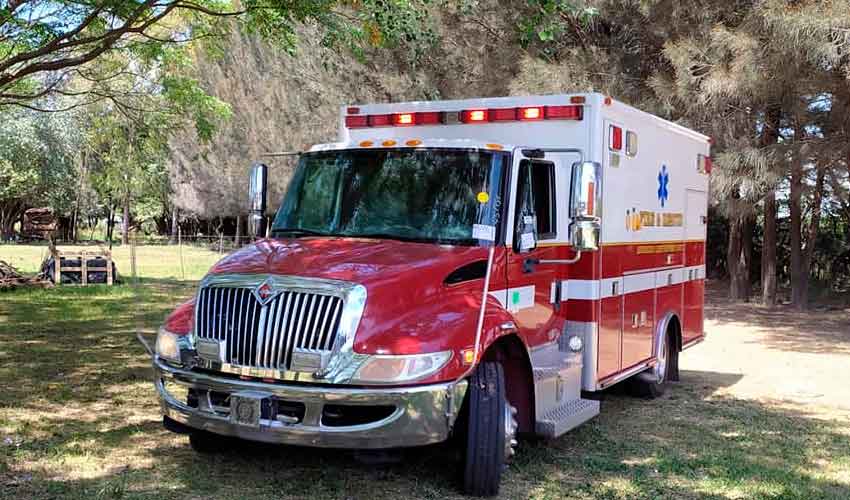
<box><xmin>168</xmin><ymin>2</ymin><xmax>628</xmax><ymax>219</ymax></box>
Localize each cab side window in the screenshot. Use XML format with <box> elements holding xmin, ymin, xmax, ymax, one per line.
<box><xmin>515</xmin><ymin>160</ymin><xmax>556</xmax><ymax>241</ymax></box>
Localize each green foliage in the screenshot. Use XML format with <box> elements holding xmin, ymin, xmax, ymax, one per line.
<box><xmin>518</xmin><ymin>0</ymin><xmax>598</xmax><ymax>53</ymax></box>
<box><xmin>161</xmin><ymin>75</ymin><xmax>232</xmax><ymax>142</ymax></box>
<box><xmin>0</xmin><ymin>107</ymin><xmax>80</xmax><ymax>233</ymax></box>
<box><xmin>0</xmin><ymin>0</ymin><xmax>437</xmax><ymax>107</ymax></box>
<box><xmin>84</xmin><ymin>103</ymin><xmax>172</xmax><ymax>227</ymax></box>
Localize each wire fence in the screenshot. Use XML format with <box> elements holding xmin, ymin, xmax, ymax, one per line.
<box><xmin>0</xmin><ymin>231</ymin><xmax>254</xmax><ymax>284</ymax></box>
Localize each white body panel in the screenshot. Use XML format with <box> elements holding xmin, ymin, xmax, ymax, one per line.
<box><xmin>326</xmin><ymin>92</ymin><xmax>711</xmax><ymax>249</ymax></box>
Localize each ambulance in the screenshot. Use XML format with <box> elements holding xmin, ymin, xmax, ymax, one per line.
<box><xmin>152</xmin><ymin>93</ymin><xmax>710</xmax><ymax>496</ymax></box>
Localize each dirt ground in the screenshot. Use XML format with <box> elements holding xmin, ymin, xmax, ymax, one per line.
<box><xmin>696</xmin><ymin>285</ymin><xmax>850</xmax><ymax>420</ymax></box>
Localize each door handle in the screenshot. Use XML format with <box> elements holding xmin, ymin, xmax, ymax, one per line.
<box><xmin>523</xmin><ymin>258</ymin><xmax>538</xmax><ymax>274</ymax></box>
<box><xmin>552</xmin><ymin>280</ymin><xmax>561</xmax><ymax>312</ymax></box>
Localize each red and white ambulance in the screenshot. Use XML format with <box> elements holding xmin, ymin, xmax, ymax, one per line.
<box><xmin>152</xmin><ymin>93</ymin><xmax>710</xmax><ymax>496</ymax></box>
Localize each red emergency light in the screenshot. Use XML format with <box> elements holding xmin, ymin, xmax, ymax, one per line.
<box><xmin>394</xmin><ymin>113</ymin><xmax>415</xmax><ymax>126</ymax></box>
<box><xmin>343</xmin><ymin>103</ymin><xmax>584</xmax><ymax>129</ymax></box>
<box><xmin>368</xmin><ymin>114</ymin><xmax>392</xmax><ymax>127</ymax></box>
<box><xmin>345</xmin><ymin>115</ymin><xmax>368</xmax><ymax>128</ymax></box>
<box><xmin>462</xmin><ymin>109</ymin><xmax>488</xmax><ymax>123</ymax></box>
<box><xmin>610</xmin><ymin>125</ymin><xmax>623</xmax><ymax>151</ymax></box>
<box><xmin>519</xmin><ymin>107</ymin><xmax>543</xmax><ymax>121</ymax></box>
<box><xmin>490</xmin><ymin>108</ymin><xmax>518</xmax><ymax>122</ymax></box>
<box><xmin>546</xmin><ymin>105</ymin><xmax>583</xmax><ymax>120</ymax></box>
<box><xmin>417</xmin><ymin>111</ymin><xmax>441</xmax><ymax>125</ymax></box>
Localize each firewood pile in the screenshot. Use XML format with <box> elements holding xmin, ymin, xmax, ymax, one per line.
<box><xmin>22</xmin><ymin>207</ymin><xmax>57</xmax><ymax>240</ymax></box>
<box><xmin>0</xmin><ymin>260</ymin><xmax>49</xmax><ymax>290</ymax></box>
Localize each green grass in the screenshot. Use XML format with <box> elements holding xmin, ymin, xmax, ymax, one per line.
<box><xmin>1</xmin><ymin>245</ymin><xmax>849</xmax><ymax>499</ymax></box>
<box><xmin>0</xmin><ymin>243</ymin><xmax>223</xmax><ymax>281</ymax></box>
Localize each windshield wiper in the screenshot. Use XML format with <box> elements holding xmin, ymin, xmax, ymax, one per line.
<box><xmin>352</xmin><ymin>232</ymin><xmax>433</xmax><ymax>244</ymax></box>
<box><xmin>270</xmin><ymin>228</ymin><xmax>330</xmax><ymax>237</ymax></box>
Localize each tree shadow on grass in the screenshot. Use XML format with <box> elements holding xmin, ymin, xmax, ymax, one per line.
<box><xmin>4</xmin><ymin>369</ymin><xmax>849</xmax><ymax>500</ymax></box>
<box><xmin>704</xmin><ymin>281</ymin><xmax>850</xmax><ymax>356</ymax></box>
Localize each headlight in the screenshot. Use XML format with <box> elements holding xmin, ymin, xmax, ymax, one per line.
<box><xmin>352</xmin><ymin>351</ymin><xmax>452</xmax><ymax>384</ymax></box>
<box><xmin>156</xmin><ymin>327</ymin><xmax>182</xmax><ymax>363</ymax></box>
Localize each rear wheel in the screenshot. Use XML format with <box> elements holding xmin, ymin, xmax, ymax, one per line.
<box><xmin>630</xmin><ymin>329</ymin><xmax>676</xmax><ymax>398</ymax></box>
<box><xmin>461</xmin><ymin>362</ymin><xmax>517</xmax><ymax>497</ymax></box>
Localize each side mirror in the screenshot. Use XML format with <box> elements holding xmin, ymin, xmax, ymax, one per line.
<box><xmin>248</xmin><ymin>162</ymin><xmax>268</xmax><ymax>239</ymax></box>
<box><xmin>569</xmin><ymin>161</ymin><xmax>602</xmax><ymax>251</ymax></box>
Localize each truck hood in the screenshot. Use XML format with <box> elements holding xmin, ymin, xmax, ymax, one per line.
<box><xmin>209</xmin><ymin>237</ymin><xmax>492</xmax><ymax>355</ymax></box>
<box><xmin>210</xmin><ymin>237</ymin><xmax>488</xmax><ymax>286</ymax></box>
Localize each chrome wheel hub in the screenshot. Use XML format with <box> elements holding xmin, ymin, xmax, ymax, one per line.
<box><xmin>654</xmin><ymin>333</ymin><xmax>668</xmax><ymax>383</ymax></box>
<box><xmin>504</xmin><ymin>402</ymin><xmax>518</xmax><ymax>462</ymax></box>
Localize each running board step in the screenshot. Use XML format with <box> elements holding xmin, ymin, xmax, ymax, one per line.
<box><xmin>535</xmin><ymin>398</ymin><xmax>600</xmax><ymax>439</ymax></box>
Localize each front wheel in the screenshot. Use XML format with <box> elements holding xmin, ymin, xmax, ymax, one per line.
<box><xmin>461</xmin><ymin>362</ymin><xmax>518</xmax><ymax>497</ymax></box>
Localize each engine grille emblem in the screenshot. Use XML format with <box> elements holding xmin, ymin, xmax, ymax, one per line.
<box><xmin>253</xmin><ymin>279</ymin><xmax>278</xmax><ymax>306</ymax></box>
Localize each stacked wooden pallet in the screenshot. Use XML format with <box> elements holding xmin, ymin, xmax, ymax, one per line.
<box><xmin>0</xmin><ymin>260</ymin><xmax>46</xmax><ymax>290</ymax></box>
<box><xmin>49</xmin><ymin>248</ymin><xmax>114</xmax><ymax>285</ymax></box>
<box><xmin>22</xmin><ymin>207</ymin><xmax>57</xmax><ymax>240</ymax></box>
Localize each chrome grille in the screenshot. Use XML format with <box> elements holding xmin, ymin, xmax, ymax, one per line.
<box><xmin>195</xmin><ymin>286</ymin><xmax>344</xmax><ymax>370</ymax></box>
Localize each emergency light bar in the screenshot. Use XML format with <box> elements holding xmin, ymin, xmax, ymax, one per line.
<box><xmin>345</xmin><ymin>105</ymin><xmax>584</xmax><ymax>129</ymax></box>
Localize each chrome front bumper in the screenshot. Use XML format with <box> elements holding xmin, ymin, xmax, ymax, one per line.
<box><xmin>154</xmin><ymin>358</ymin><xmax>468</xmax><ymax>449</ymax></box>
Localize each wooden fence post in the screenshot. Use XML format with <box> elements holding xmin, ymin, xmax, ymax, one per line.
<box><xmin>178</xmin><ymin>225</ymin><xmax>185</xmax><ymax>281</ymax></box>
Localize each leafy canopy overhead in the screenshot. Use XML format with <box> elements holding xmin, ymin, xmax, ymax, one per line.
<box><xmin>0</xmin><ymin>0</ymin><xmax>436</xmax><ymax>108</ymax></box>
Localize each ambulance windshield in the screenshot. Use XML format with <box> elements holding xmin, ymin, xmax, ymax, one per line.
<box><xmin>271</xmin><ymin>148</ymin><xmax>507</xmax><ymax>246</ymax></box>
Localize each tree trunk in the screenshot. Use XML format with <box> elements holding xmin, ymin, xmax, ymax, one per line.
<box><xmin>0</xmin><ymin>201</ymin><xmax>23</xmax><ymax>241</ymax></box>
<box><xmin>121</xmin><ymin>192</ymin><xmax>130</xmax><ymax>245</ymax></box>
<box><xmin>790</xmin><ymin>158</ymin><xmax>804</xmax><ymax>309</ymax></box>
<box><xmin>762</xmin><ymin>189</ymin><xmax>778</xmax><ymax>305</ymax></box>
<box><xmin>760</xmin><ymin>106</ymin><xmax>781</xmax><ymax>306</ymax></box>
<box><xmin>106</xmin><ymin>203</ymin><xmax>115</xmax><ymax>244</ymax></box>
<box><xmin>170</xmin><ymin>207</ymin><xmax>179</xmax><ymax>244</ymax></box>
<box><xmin>799</xmin><ymin>166</ymin><xmax>827</xmax><ymax>308</ymax></box>
<box><xmin>727</xmin><ymin>212</ymin><xmax>748</xmax><ymax>301</ymax></box>
<box><xmin>742</xmin><ymin>214</ymin><xmax>754</xmax><ymax>298</ymax></box>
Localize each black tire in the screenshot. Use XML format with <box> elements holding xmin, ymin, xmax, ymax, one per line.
<box><xmin>189</xmin><ymin>430</ymin><xmax>229</xmax><ymax>454</ymax></box>
<box><xmin>629</xmin><ymin>330</ymin><xmax>676</xmax><ymax>399</ymax></box>
<box><xmin>462</xmin><ymin>362</ymin><xmax>508</xmax><ymax>497</ymax></box>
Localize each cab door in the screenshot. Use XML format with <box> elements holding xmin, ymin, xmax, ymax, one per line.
<box><xmin>505</xmin><ymin>152</ymin><xmax>577</xmax><ymax>349</ymax></box>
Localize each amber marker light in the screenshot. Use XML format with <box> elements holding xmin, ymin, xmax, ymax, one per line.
<box><xmin>359</xmin><ymin>140</ymin><xmax>374</xmax><ymax>147</ymax></box>
<box><xmin>461</xmin><ymin>348</ymin><xmax>475</xmax><ymax>365</ymax></box>
<box><xmin>405</xmin><ymin>139</ymin><xmax>423</xmax><ymax>146</ymax></box>
<box><xmin>485</xmin><ymin>143</ymin><xmax>504</xmax><ymax>150</ymax></box>
<box><xmin>382</xmin><ymin>140</ymin><xmax>397</xmax><ymax>147</ymax></box>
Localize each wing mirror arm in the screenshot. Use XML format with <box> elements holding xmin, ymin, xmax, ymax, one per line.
<box><xmin>248</xmin><ymin>162</ymin><xmax>269</xmax><ymax>239</ymax></box>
